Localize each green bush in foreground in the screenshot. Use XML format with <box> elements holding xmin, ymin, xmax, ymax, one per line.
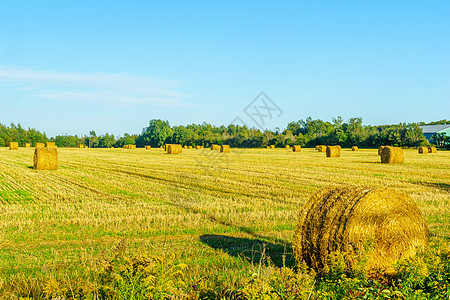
<box><xmin>1</xmin><ymin>242</ymin><xmax>449</xmax><ymax>299</ymax></box>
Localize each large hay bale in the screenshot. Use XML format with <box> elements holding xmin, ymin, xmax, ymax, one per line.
<box><xmin>145</xmin><ymin>146</ymin><xmax>152</xmax><ymax>150</ymax></box>
<box><xmin>317</xmin><ymin>145</ymin><xmax>326</xmax><ymax>152</ymax></box>
<box><xmin>85</xmin><ymin>145</ymin><xmax>89</xmax><ymax>148</ymax></box>
<box><xmin>352</xmin><ymin>146</ymin><xmax>358</xmax><ymax>151</ymax></box>
<box><xmin>188</xmin><ymin>146</ymin><xmax>192</xmax><ymax>149</ymax></box>
<box><xmin>381</xmin><ymin>146</ymin><xmax>404</xmax><ymax>164</ymax></box>
<box><xmin>428</xmin><ymin>146</ymin><xmax>437</xmax><ymax>153</ymax></box>
<box><xmin>211</xmin><ymin>144</ymin><xmax>220</xmax><ymax>150</ymax></box>
<box><xmin>270</xmin><ymin>145</ymin><xmax>275</xmax><ymax>149</ymax></box>
<box><xmin>167</xmin><ymin>144</ymin><xmax>182</xmax><ymax>154</ymax></box>
<box><xmin>285</xmin><ymin>145</ymin><xmax>290</xmax><ymax>149</ymax></box>
<box><xmin>315</xmin><ymin>145</ymin><xmax>319</xmax><ymax>150</ymax></box>
<box><xmin>337</xmin><ymin>145</ymin><xmax>342</xmax><ymax>150</ymax></box>
<box><xmin>9</xmin><ymin>142</ymin><xmax>18</xmax><ymax>150</ymax></box>
<box><xmin>34</xmin><ymin>147</ymin><xmax>58</xmax><ymax>170</ymax></box>
<box><xmin>46</xmin><ymin>142</ymin><xmax>56</xmax><ymax>148</ymax></box>
<box><xmin>418</xmin><ymin>147</ymin><xmax>428</xmax><ymax>154</ymax></box>
<box><xmin>326</xmin><ymin>146</ymin><xmax>340</xmax><ymax>157</ymax></box>
<box><xmin>220</xmin><ymin>145</ymin><xmax>230</xmax><ymax>153</ymax></box>
<box><xmin>25</xmin><ymin>143</ymin><xmax>31</xmax><ymax>148</ymax></box>
<box><xmin>292</xmin><ymin>145</ymin><xmax>301</xmax><ymax>152</ymax></box>
<box><xmin>36</xmin><ymin>143</ymin><xmax>44</xmax><ymax>148</ymax></box>
<box><xmin>293</xmin><ymin>186</ymin><xmax>429</xmax><ymax>273</ymax></box>
<box><xmin>184</xmin><ymin>145</ymin><xmax>188</xmax><ymax>149</ymax></box>
<box><xmin>196</xmin><ymin>146</ymin><xmax>201</xmax><ymax>150</ymax></box>
<box><xmin>378</xmin><ymin>146</ymin><xmax>385</xmax><ymax>155</ymax></box>
<box><xmin>78</xmin><ymin>144</ymin><xmax>84</xmax><ymax>148</ymax></box>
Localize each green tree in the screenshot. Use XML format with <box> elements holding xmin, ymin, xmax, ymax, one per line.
<box><xmin>136</xmin><ymin>119</ymin><xmax>173</xmax><ymax>147</ymax></box>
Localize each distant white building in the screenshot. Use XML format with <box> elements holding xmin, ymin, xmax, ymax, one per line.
<box><xmin>419</xmin><ymin>124</ymin><xmax>450</xmax><ymax>142</ymax></box>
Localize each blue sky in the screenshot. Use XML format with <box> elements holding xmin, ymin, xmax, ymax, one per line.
<box><xmin>1</xmin><ymin>1</ymin><xmax>449</xmax><ymax>137</ymax></box>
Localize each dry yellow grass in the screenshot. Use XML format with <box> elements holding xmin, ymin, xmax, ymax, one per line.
<box><xmin>0</xmin><ymin>147</ymin><xmax>448</xmax><ymax>293</ymax></box>
<box><xmin>25</xmin><ymin>143</ymin><xmax>31</xmax><ymax>148</ymax></box>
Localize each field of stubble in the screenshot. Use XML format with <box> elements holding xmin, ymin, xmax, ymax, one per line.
<box><xmin>0</xmin><ymin>147</ymin><xmax>448</xmax><ymax>297</ymax></box>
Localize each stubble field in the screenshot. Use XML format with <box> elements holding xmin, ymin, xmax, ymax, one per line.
<box><xmin>0</xmin><ymin>147</ymin><xmax>448</xmax><ymax>298</ymax></box>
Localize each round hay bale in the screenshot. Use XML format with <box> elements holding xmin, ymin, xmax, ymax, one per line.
<box><xmin>220</xmin><ymin>145</ymin><xmax>230</xmax><ymax>153</ymax></box>
<box><xmin>293</xmin><ymin>186</ymin><xmax>429</xmax><ymax>273</ymax></box>
<box><xmin>378</xmin><ymin>146</ymin><xmax>385</xmax><ymax>156</ymax></box>
<box><xmin>211</xmin><ymin>144</ymin><xmax>220</xmax><ymax>150</ymax></box>
<box><xmin>34</xmin><ymin>147</ymin><xmax>58</xmax><ymax>170</ymax></box>
<box><xmin>352</xmin><ymin>146</ymin><xmax>358</xmax><ymax>151</ymax></box>
<box><xmin>292</xmin><ymin>145</ymin><xmax>301</xmax><ymax>152</ymax></box>
<box><xmin>9</xmin><ymin>142</ymin><xmax>19</xmax><ymax>150</ymax></box>
<box><xmin>428</xmin><ymin>146</ymin><xmax>437</xmax><ymax>153</ymax></box>
<box><xmin>145</xmin><ymin>146</ymin><xmax>151</xmax><ymax>150</ymax></box>
<box><xmin>317</xmin><ymin>145</ymin><xmax>327</xmax><ymax>152</ymax></box>
<box><xmin>326</xmin><ymin>146</ymin><xmax>340</xmax><ymax>157</ymax></box>
<box><xmin>418</xmin><ymin>147</ymin><xmax>428</xmax><ymax>154</ymax></box>
<box><xmin>337</xmin><ymin>145</ymin><xmax>342</xmax><ymax>150</ymax></box>
<box><xmin>285</xmin><ymin>145</ymin><xmax>290</xmax><ymax>149</ymax></box>
<box><xmin>196</xmin><ymin>145</ymin><xmax>201</xmax><ymax>150</ymax></box>
<box><xmin>381</xmin><ymin>146</ymin><xmax>404</xmax><ymax>164</ymax></box>
<box><xmin>270</xmin><ymin>145</ymin><xmax>275</xmax><ymax>149</ymax></box>
<box><xmin>167</xmin><ymin>144</ymin><xmax>182</xmax><ymax>154</ymax></box>
<box><xmin>315</xmin><ymin>145</ymin><xmax>319</xmax><ymax>150</ymax></box>
<box><xmin>184</xmin><ymin>145</ymin><xmax>188</xmax><ymax>149</ymax></box>
<box><xmin>78</xmin><ymin>144</ymin><xmax>84</xmax><ymax>149</ymax></box>
<box><xmin>188</xmin><ymin>146</ymin><xmax>192</xmax><ymax>149</ymax></box>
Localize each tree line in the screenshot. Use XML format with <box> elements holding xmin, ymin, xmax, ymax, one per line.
<box><xmin>1</xmin><ymin>118</ymin><xmax>448</xmax><ymax>149</ymax></box>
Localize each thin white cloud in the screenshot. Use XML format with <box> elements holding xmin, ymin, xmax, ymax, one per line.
<box><xmin>0</xmin><ymin>66</ymin><xmax>192</xmax><ymax>106</ymax></box>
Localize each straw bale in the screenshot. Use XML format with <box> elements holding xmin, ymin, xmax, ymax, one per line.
<box><xmin>145</xmin><ymin>146</ymin><xmax>152</xmax><ymax>150</ymax></box>
<box><xmin>196</xmin><ymin>146</ymin><xmax>201</xmax><ymax>149</ymax></box>
<box><xmin>79</xmin><ymin>144</ymin><xmax>84</xmax><ymax>148</ymax></box>
<box><xmin>337</xmin><ymin>145</ymin><xmax>342</xmax><ymax>150</ymax></box>
<box><xmin>285</xmin><ymin>145</ymin><xmax>290</xmax><ymax>149</ymax></box>
<box><xmin>36</xmin><ymin>143</ymin><xmax>44</xmax><ymax>148</ymax></box>
<box><xmin>188</xmin><ymin>146</ymin><xmax>192</xmax><ymax>149</ymax></box>
<box><xmin>315</xmin><ymin>145</ymin><xmax>319</xmax><ymax>150</ymax></box>
<box><xmin>378</xmin><ymin>146</ymin><xmax>385</xmax><ymax>155</ymax></box>
<box><xmin>326</xmin><ymin>146</ymin><xmax>340</xmax><ymax>157</ymax></box>
<box><xmin>9</xmin><ymin>142</ymin><xmax>18</xmax><ymax>150</ymax></box>
<box><xmin>381</xmin><ymin>146</ymin><xmax>404</xmax><ymax>164</ymax></box>
<box><xmin>184</xmin><ymin>145</ymin><xmax>188</xmax><ymax>149</ymax></box>
<box><xmin>85</xmin><ymin>145</ymin><xmax>89</xmax><ymax>148</ymax></box>
<box><xmin>418</xmin><ymin>147</ymin><xmax>428</xmax><ymax>154</ymax></box>
<box><xmin>34</xmin><ymin>147</ymin><xmax>58</xmax><ymax>170</ymax></box>
<box><xmin>167</xmin><ymin>144</ymin><xmax>182</xmax><ymax>154</ymax></box>
<box><xmin>270</xmin><ymin>145</ymin><xmax>275</xmax><ymax>149</ymax></box>
<box><xmin>25</xmin><ymin>143</ymin><xmax>31</xmax><ymax>148</ymax></box>
<box><xmin>292</xmin><ymin>145</ymin><xmax>301</xmax><ymax>152</ymax></box>
<box><xmin>46</xmin><ymin>142</ymin><xmax>56</xmax><ymax>148</ymax></box>
<box><xmin>211</xmin><ymin>144</ymin><xmax>220</xmax><ymax>150</ymax></box>
<box><xmin>352</xmin><ymin>146</ymin><xmax>358</xmax><ymax>151</ymax></box>
<box><xmin>428</xmin><ymin>146</ymin><xmax>437</xmax><ymax>153</ymax></box>
<box><xmin>293</xmin><ymin>186</ymin><xmax>429</xmax><ymax>273</ymax></box>
<box><xmin>317</xmin><ymin>145</ymin><xmax>326</xmax><ymax>152</ymax></box>
<box><xmin>220</xmin><ymin>145</ymin><xmax>230</xmax><ymax>153</ymax></box>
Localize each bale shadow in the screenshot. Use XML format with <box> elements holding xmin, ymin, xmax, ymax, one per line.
<box><xmin>199</xmin><ymin>234</ymin><xmax>295</xmax><ymax>268</ymax></box>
